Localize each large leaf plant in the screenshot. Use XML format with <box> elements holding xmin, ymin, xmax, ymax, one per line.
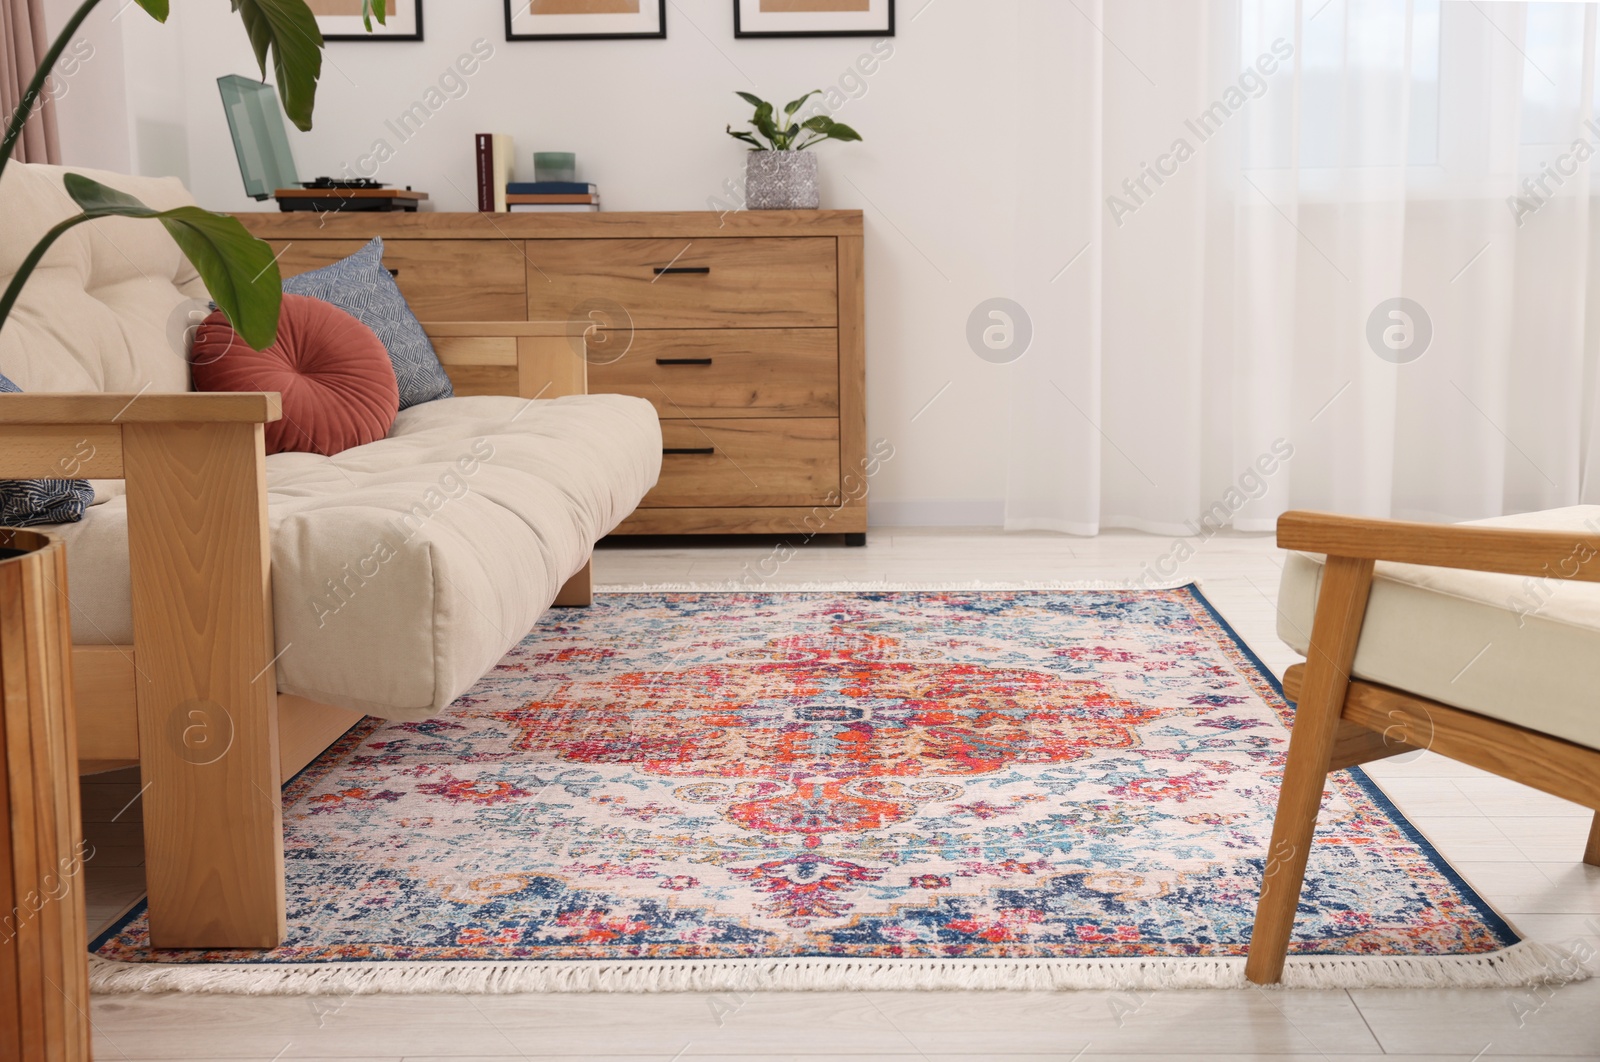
<box><xmin>0</xmin><ymin>0</ymin><xmax>386</xmax><ymax>351</ymax></box>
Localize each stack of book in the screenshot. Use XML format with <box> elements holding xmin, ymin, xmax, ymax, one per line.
<box><xmin>475</xmin><ymin>134</ymin><xmax>602</xmax><ymax>212</ymax></box>
<box><xmin>506</xmin><ymin>182</ymin><xmax>601</xmax><ymax>213</ymax></box>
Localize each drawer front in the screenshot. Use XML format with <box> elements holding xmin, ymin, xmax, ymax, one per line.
<box><xmin>588</xmin><ymin>329</ymin><xmax>838</xmax><ymax>418</ymax></box>
<box><xmin>526</xmin><ymin>238</ymin><xmax>837</xmax><ymax>329</ymax></box>
<box><xmin>271</xmin><ymin>239</ymin><xmax>527</xmax><ymax>321</ymax></box>
<box><xmin>645</xmin><ymin>419</ymin><xmax>840</xmax><ymax>508</ymax></box>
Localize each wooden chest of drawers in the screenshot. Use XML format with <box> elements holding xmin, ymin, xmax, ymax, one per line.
<box><xmin>237</xmin><ymin>211</ymin><xmax>867</xmax><ymax>541</ymax></box>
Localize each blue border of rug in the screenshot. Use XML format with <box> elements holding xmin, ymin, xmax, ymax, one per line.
<box><xmin>90</xmin><ymin>583</ymin><xmax>1521</xmax><ymax>961</ymax></box>
<box><xmin>1179</xmin><ymin>582</ymin><xmax>1520</xmax><ymax>947</ymax></box>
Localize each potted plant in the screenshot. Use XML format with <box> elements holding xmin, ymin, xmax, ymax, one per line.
<box><xmin>0</xmin><ymin>0</ymin><xmax>385</xmax><ymax>350</ymax></box>
<box><xmin>727</xmin><ymin>90</ymin><xmax>862</xmax><ymax>210</ymax></box>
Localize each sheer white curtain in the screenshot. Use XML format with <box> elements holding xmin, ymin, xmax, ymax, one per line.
<box><xmin>1006</xmin><ymin>0</ymin><xmax>1600</xmax><ymax>535</ymax></box>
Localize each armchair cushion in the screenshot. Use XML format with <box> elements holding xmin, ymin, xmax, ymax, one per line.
<box><xmin>48</xmin><ymin>393</ymin><xmax>662</xmax><ymax>720</ymax></box>
<box><xmin>1278</xmin><ymin>505</ymin><xmax>1600</xmax><ymax>751</ymax></box>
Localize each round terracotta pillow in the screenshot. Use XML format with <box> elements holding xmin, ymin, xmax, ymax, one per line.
<box><xmin>191</xmin><ymin>294</ymin><xmax>400</xmax><ymax>456</ymax></box>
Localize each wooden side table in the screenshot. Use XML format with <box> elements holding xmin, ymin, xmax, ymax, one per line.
<box><xmin>0</xmin><ymin>529</ymin><xmax>91</xmax><ymax>1061</ymax></box>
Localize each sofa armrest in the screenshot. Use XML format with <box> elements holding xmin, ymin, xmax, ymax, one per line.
<box><xmin>0</xmin><ymin>392</ymin><xmax>281</xmax><ymax>425</ymax></box>
<box><xmin>0</xmin><ymin>392</ymin><xmax>280</xmax><ymax>480</ymax></box>
<box><xmin>1278</xmin><ymin>510</ymin><xmax>1600</xmax><ymax>584</ymax></box>
<box><xmin>0</xmin><ymin>388</ymin><xmax>286</xmax><ymax>944</ymax></box>
<box><xmin>419</xmin><ymin>323</ymin><xmax>588</xmax><ymax>401</ymax></box>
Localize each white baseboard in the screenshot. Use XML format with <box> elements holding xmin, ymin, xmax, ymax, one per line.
<box><xmin>867</xmin><ymin>499</ymin><xmax>1006</xmax><ymax>528</ymax></box>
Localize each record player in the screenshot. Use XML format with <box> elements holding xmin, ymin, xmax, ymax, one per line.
<box><xmin>218</xmin><ymin>76</ymin><xmax>428</xmax><ymax>214</ymax></box>
<box><xmin>273</xmin><ymin>177</ymin><xmax>428</xmax><ymax>214</ymax></box>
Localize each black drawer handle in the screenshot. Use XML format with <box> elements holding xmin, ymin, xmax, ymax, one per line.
<box><xmin>385</xmin><ymin>268</ymin><xmax>400</xmax><ymax>278</ymax></box>
<box><xmin>656</xmin><ymin>358</ymin><xmax>713</xmax><ymax>366</ymax></box>
<box><xmin>664</xmin><ymin>447</ymin><xmax>715</xmax><ymax>456</ymax></box>
<box><xmin>653</xmin><ymin>266</ymin><xmax>711</xmax><ymax>276</ymax></box>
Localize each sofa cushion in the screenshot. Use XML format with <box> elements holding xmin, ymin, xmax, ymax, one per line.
<box><xmin>191</xmin><ymin>295</ymin><xmax>400</xmax><ymax>456</ymax></box>
<box><xmin>0</xmin><ymin>164</ymin><xmax>205</xmax><ymax>394</ymax></box>
<box><xmin>49</xmin><ymin>394</ymin><xmax>662</xmax><ymax>720</ymax></box>
<box><xmin>282</xmin><ymin>238</ymin><xmax>454</xmax><ymax>409</ymax></box>
<box><xmin>1277</xmin><ymin>506</ymin><xmax>1600</xmax><ymax>752</ymax></box>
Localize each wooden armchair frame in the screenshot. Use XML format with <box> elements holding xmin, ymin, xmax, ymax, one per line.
<box><xmin>1245</xmin><ymin>511</ymin><xmax>1600</xmax><ymax>985</ymax></box>
<box><xmin>0</xmin><ymin>386</ymin><xmax>592</xmax><ymax>949</ymax></box>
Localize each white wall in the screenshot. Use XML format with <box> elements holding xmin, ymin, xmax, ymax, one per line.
<box><xmin>48</xmin><ymin>0</ymin><xmax>1052</xmax><ymax>527</ymax></box>
<box><xmin>43</xmin><ymin>0</ymin><xmax>131</xmax><ymax>172</ymax></box>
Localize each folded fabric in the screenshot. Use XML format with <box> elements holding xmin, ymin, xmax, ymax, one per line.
<box><xmin>282</xmin><ymin>237</ymin><xmax>453</xmax><ymax>410</ymax></box>
<box><xmin>0</xmin><ymin>372</ymin><xmax>94</xmax><ymax>526</ymax></box>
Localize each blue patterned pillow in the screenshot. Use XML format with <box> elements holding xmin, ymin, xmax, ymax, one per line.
<box><xmin>0</xmin><ymin>373</ymin><xmax>93</xmax><ymax>526</ymax></box>
<box><xmin>282</xmin><ymin>237</ymin><xmax>453</xmax><ymax>409</ymax></box>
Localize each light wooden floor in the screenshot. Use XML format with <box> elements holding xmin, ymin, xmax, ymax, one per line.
<box><xmin>82</xmin><ymin>529</ymin><xmax>1600</xmax><ymax>1060</ymax></box>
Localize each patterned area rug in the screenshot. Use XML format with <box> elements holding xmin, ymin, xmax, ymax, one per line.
<box><xmin>92</xmin><ymin>586</ymin><xmax>1563</xmax><ymax>993</ymax></box>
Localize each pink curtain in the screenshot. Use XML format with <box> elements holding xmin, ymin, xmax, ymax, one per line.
<box><xmin>0</xmin><ymin>0</ymin><xmax>59</xmax><ymax>164</ymax></box>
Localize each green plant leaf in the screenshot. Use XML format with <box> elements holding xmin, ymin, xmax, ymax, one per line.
<box><xmin>735</xmin><ymin>90</ymin><xmax>767</xmax><ymax>109</ymax></box>
<box><xmin>726</xmin><ymin>126</ymin><xmax>764</xmax><ymax>148</ymax></box>
<box><xmin>801</xmin><ymin>116</ymin><xmax>864</xmax><ymax>143</ymax></box>
<box><xmin>784</xmin><ymin>90</ymin><xmax>820</xmax><ymax>117</ymax></box>
<box><xmin>751</xmin><ymin>102</ymin><xmax>780</xmax><ymax>147</ymax></box>
<box><xmin>134</xmin><ymin>0</ymin><xmax>170</xmax><ymax>20</ymax></box>
<box><xmin>231</xmin><ymin>0</ymin><xmax>324</xmax><ymax>132</ymax></box>
<box><xmin>63</xmin><ymin>174</ymin><xmax>282</xmax><ymax>350</ymax></box>
<box><xmin>364</xmin><ymin>0</ymin><xmax>388</xmax><ymax>28</ymax></box>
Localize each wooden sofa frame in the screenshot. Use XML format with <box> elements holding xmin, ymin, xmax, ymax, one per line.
<box><xmin>1246</xmin><ymin>511</ymin><xmax>1600</xmax><ymax>984</ymax></box>
<box><xmin>0</xmin><ymin>347</ymin><xmax>592</xmax><ymax>949</ymax></box>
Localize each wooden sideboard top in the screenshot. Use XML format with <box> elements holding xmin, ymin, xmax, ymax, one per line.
<box><xmin>234</xmin><ymin>209</ymin><xmax>865</xmax><ymax>240</ymax></box>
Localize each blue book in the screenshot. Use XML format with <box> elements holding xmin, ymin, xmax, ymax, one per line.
<box><xmin>505</xmin><ymin>182</ymin><xmax>597</xmax><ymax>195</ymax></box>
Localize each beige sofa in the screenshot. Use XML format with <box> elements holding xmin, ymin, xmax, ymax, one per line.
<box><xmin>0</xmin><ymin>163</ymin><xmax>662</xmax><ymax>948</ymax></box>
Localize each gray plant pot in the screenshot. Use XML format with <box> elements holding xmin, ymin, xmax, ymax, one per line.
<box><xmin>745</xmin><ymin>151</ymin><xmax>820</xmax><ymax>210</ymax></box>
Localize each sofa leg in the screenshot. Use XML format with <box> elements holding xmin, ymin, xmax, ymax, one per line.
<box><xmin>124</xmin><ymin>422</ymin><xmax>285</xmax><ymax>949</ymax></box>
<box><xmin>1245</xmin><ymin>556</ymin><xmax>1375</xmax><ymax>985</ymax></box>
<box><xmin>1585</xmin><ymin>811</ymin><xmax>1600</xmax><ymax>868</ymax></box>
<box><xmin>554</xmin><ymin>560</ymin><xmax>593</xmax><ymax>607</ymax></box>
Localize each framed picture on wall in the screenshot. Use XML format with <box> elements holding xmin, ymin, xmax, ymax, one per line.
<box><xmin>505</xmin><ymin>0</ymin><xmax>667</xmax><ymax>40</ymax></box>
<box><xmin>734</xmin><ymin>0</ymin><xmax>894</xmax><ymax>38</ymax></box>
<box><xmin>309</xmin><ymin>0</ymin><xmax>423</xmax><ymax>41</ymax></box>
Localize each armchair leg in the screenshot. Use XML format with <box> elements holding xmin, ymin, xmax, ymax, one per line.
<box><xmin>124</xmin><ymin>422</ymin><xmax>285</xmax><ymax>949</ymax></box>
<box><xmin>1585</xmin><ymin>811</ymin><xmax>1599</xmax><ymax>868</ymax></box>
<box><xmin>1245</xmin><ymin>556</ymin><xmax>1375</xmax><ymax>985</ymax></box>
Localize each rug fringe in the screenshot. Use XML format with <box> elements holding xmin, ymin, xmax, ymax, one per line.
<box><xmin>594</xmin><ymin>579</ymin><xmax>1199</xmax><ymax>593</ymax></box>
<box><xmin>87</xmin><ymin>940</ymin><xmax>1590</xmax><ymax>996</ymax></box>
